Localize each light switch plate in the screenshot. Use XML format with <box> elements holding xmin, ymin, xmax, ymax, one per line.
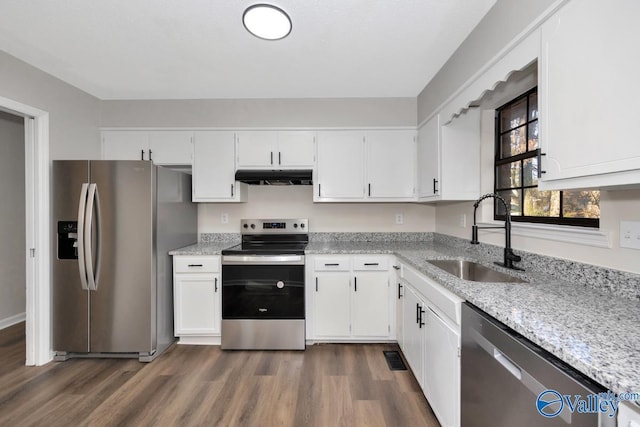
<box><xmin>395</xmin><ymin>213</ymin><xmax>404</xmax><ymax>225</ymax></box>
<box><xmin>620</xmin><ymin>221</ymin><xmax>640</xmax><ymax>250</ymax></box>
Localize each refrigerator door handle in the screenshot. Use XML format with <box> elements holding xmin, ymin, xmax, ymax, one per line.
<box><xmin>77</xmin><ymin>183</ymin><xmax>90</xmax><ymax>290</ymax></box>
<box><xmin>84</xmin><ymin>183</ymin><xmax>102</xmax><ymax>291</ymax></box>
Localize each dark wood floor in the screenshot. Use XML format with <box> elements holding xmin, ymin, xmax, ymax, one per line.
<box><xmin>0</xmin><ymin>323</ymin><xmax>439</xmax><ymax>426</ymax></box>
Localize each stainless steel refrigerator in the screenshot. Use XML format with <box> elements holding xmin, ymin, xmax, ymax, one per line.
<box><xmin>52</xmin><ymin>160</ymin><xmax>197</xmax><ymax>362</ymax></box>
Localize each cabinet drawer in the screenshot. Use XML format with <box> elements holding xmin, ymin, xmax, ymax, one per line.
<box><xmin>352</xmin><ymin>255</ymin><xmax>388</xmax><ymax>271</ymax></box>
<box><xmin>174</xmin><ymin>256</ymin><xmax>219</xmax><ymax>273</ymax></box>
<box><xmin>314</xmin><ymin>256</ymin><xmax>351</xmax><ymax>271</ymax></box>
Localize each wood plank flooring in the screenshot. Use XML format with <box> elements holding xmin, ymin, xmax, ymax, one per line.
<box><xmin>0</xmin><ymin>323</ymin><xmax>439</xmax><ymax>427</ymax></box>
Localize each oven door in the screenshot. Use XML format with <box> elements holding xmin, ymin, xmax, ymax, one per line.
<box><xmin>222</xmin><ymin>255</ymin><xmax>305</xmax><ymax>320</ymax></box>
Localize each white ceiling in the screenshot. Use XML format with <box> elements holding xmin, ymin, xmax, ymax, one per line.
<box><xmin>0</xmin><ymin>0</ymin><xmax>496</xmax><ymax>100</ymax></box>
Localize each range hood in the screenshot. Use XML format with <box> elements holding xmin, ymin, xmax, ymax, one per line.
<box><xmin>235</xmin><ymin>169</ymin><xmax>313</xmax><ymax>185</ymax></box>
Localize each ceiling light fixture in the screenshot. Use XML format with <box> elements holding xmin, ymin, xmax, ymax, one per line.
<box><xmin>243</xmin><ymin>4</ymin><xmax>292</xmax><ymax>40</ymax></box>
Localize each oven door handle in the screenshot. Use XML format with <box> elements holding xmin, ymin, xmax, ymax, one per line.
<box><xmin>222</xmin><ymin>255</ymin><xmax>305</xmax><ymax>265</ymax></box>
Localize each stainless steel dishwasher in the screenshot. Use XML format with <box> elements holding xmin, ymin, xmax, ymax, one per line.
<box><xmin>461</xmin><ymin>303</ymin><xmax>616</xmax><ymax>427</ymax></box>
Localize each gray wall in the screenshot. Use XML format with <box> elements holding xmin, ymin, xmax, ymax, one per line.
<box><xmin>0</xmin><ymin>50</ymin><xmax>101</xmax><ymax>159</ymax></box>
<box><xmin>0</xmin><ymin>111</ymin><xmax>26</xmax><ymax>323</ymax></box>
<box><xmin>100</xmin><ymin>97</ymin><xmax>417</xmax><ymax>128</ymax></box>
<box><xmin>417</xmin><ymin>0</ymin><xmax>557</xmax><ymax>122</ymax></box>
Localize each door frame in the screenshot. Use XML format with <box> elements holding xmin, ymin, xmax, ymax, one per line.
<box><xmin>0</xmin><ymin>96</ymin><xmax>50</xmax><ymax>366</ymax></box>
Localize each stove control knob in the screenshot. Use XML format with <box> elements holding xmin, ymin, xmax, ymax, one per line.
<box><xmin>293</xmin><ymin>223</ymin><xmax>298</xmax><ymax>228</ymax></box>
<box><xmin>300</xmin><ymin>223</ymin><xmax>305</xmax><ymax>229</ymax></box>
<box><xmin>276</xmin><ymin>281</ymin><xmax>285</xmax><ymax>289</ymax></box>
<box><xmin>250</xmin><ymin>223</ymin><xmax>256</xmax><ymax>229</ymax></box>
<box><xmin>243</xmin><ymin>224</ymin><xmax>248</xmax><ymax>229</ymax></box>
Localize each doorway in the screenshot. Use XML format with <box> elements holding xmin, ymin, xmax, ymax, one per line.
<box><xmin>0</xmin><ymin>111</ymin><xmax>26</xmax><ymax>344</ymax></box>
<box><xmin>0</xmin><ymin>96</ymin><xmax>50</xmax><ymax>366</ymax></box>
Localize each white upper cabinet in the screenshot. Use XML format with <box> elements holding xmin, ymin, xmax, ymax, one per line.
<box><xmin>315</xmin><ymin>129</ymin><xmax>416</xmax><ymax>202</ymax></box>
<box><xmin>192</xmin><ymin>131</ymin><xmax>246</xmax><ymax>202</ymax></box>
<box><xmin>539</xmin><ymin>0</ymin><xmax>640</xmax><ymax>190</ymax></box>
<box><xmin>276</xmin><ymin>131</ymin><xmax>316</xmax><ymax>167</ymax></box>
<box><xmin>102</xmin><ymin>131</ymin><xmax>149</xmax><ymax>161</ymax></box>
<box><xmin>417</xmin><ymin>116</ymin><xmax>440</xmax><ymax>198</ymax></box>
<box><xmin>315</xmin><ymin>131</ymin><xmax>365</xmax><ymax>200</ymax></box>
<box><xmin>365</xmin><ymin>130</ymin><xmax>416</xmax><ymax>199</ymax></box>
<box><xmin>102</xmin><ymin>130</ymin><xmax>193</xmax><ymax>165</ymax></box>
<box><xmin>236</xmin><ymin>130</ymin><xmax>315</xmax><ymax>169</ymax></box>
<box><xmin>417</xmin><ymin>109</ymin><xmax>481</xmax><ymax>202</ymax></box>
<box><xmin>147</xmin><ymin>131</ymin><xmax>193</xmax><ymax>165</ymax></box>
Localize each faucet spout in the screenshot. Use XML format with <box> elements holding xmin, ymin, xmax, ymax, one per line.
<box><xmin>470</xmin><ymin>193</ymin><xmax>524</xmax><ymax>271</ymax></box>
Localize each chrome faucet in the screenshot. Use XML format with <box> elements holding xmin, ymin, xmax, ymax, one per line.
<box><xmin>471</xmin><ymin>193</ymin><xmax>524</xmax><ymax>271</ymax></box>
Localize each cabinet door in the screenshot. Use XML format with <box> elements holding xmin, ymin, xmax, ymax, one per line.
<box><xmin>396</xmin><ymin>280</ymin><xmax>405</xmax><ymax>351</ymax></box>
<box><xmin>148</xmin><ymin>131</ymin><xmax>193</xmax><ymax>165</ymax></box>
<box><xmin>236</xmin><ymin>130</ymin><xmax>278</xmax><ymax>168</ymax></box>
<box><xmin>424</xmin><ymin>306</ymin><xmax>460</xmax><ymax>427</ymax></box>
<box><xmin>316</xmin><ymin>131</ymin><xmax>365</xmax><ymax>199</ymax></box>
<box><xmin>174</xmin><ymin>274</ymin><xmax>219</xmax><ymax>335</ymax></box>
<box><xmin>102</xmin><ymin>131</ymin><xmax>148</xmax><ymax>161</ymax></box>
<box><xmin>365</xmin><ymin>130</ymin><xmax>415</xmax><ymax>199</ymax></box>
<box><xmin>313</xmin><ymin>273</ymin><xmax>351</xmax><ymax>338</ymax></box>
<box><xmin>192</xmin><ymin>131</ymin><xmax>242</xmax><ymax>201</ymax></box>
<box><xmin>351</xmin><ymin>272</ymin><xmax>390</xmax><ymax>337</ymax></box>
<box><xmin>540</xmin><ymin>0</ymin><xmax>640</xmax><ymax>184</ymax></box>
<box><xmin>277</xmin><ymin>131</ymin><xmax>315</xmax><ymax>167</ymax></box>
<box><xmin>440</xmin><ymin>109</ymin><xmax>481</xmax><ymax>200</ymax></box>
<box><xmin>417</xmin><ymin>116</ymin><xmax>440</xmax><ymax>198</ymax></box>
<box><xmin>402</xmin><ymin>286</ymin><xmax>425</xmax><ymax>388</ymax></box>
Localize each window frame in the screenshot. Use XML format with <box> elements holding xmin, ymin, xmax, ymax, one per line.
<box><xmin>494</xmin><ymin>87</ymin><xmax>599</xmax><ymax>228</ymax></box>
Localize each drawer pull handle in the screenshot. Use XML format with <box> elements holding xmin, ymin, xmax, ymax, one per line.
<box><xmin>364</xmin><ymin>263</ymin><xmax>379</xmax><ymax>266</ymax></box>
<box><xmin>392</xmin><ymin>265</ymin><xmax>400</xmax><ymax>270</ymax></box>
<box><xmin>188</xmin><ymin>264</ymin><xmax>203</xmax><ymax>267</ymax></box>
<box><xmin>324</xmin><ymin>263</ymin><xmax>340</xmax><ymax>266</ymax></box>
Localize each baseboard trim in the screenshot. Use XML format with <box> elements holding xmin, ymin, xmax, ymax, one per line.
<box><xmin>0</xmin><ymin>312</ymin><xmax>26</xmax><ymax>330</ymax></box>
<box><xmin>177</xmin><ymin>336</ymin><xmax>221</xmax><ymax>346</ymax></box>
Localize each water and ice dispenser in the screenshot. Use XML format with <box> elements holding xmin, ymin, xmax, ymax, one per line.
<box><xmin>57</xmin><ymin>221</ymin><xmax>78</xmax><ymax>259</ymax></box>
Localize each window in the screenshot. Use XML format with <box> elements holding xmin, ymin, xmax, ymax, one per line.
<box><xmin>494</xmin><ymin>87</ymin><xmax>600</xmax><ymax>227</ymax></box>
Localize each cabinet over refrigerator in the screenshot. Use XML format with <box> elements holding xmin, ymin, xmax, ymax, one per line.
<box><xmin>52</xmin><ymin>160</ymin><xmax>197</xmax><ymax>361</ymax></box>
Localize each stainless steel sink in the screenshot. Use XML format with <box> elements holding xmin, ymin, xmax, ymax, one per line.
<box><xmin>427</xmin><ymin>259</ymin><xmax>527</xmax><ymax>283</ymax></box>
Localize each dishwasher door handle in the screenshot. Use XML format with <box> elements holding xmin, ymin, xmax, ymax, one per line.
<box><xmin>493</xmin><ymin>348</ymin><xmax>522</xmax><ymax>380</ymax></box>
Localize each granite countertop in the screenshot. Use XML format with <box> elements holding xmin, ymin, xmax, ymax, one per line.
<box><xmin>169</xmin><ymin>241</ymin><xmax>239</xmax><ymax>256</ymax></box>
<box><xmin>170</xmin><ymin>237</ymin><xmax>640</xmax><ymax>395</ymax></box>
<box><xmin>309</xmin><ymin>240</ymin><xmax>640</xmax><ymax>396</ymax></box>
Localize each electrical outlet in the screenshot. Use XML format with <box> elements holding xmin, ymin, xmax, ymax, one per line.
<box><xmin>395</xmin><ymin>213</ymin><xmax>404</xmax><ymax>225</ymax></box>
<box><xmin>459</xmin><ymin>214</ymin><xmax>467</xmax><ymax>228</ymax></box>
<box><xmin>221</xmin><ymin>213</ymin><xmax>229</xmax><ymax>224</ymax></box>
<box><xmin>620</xmin><ymin>221</ymin><xmax>640</xmax><ymax>250</ymax></box>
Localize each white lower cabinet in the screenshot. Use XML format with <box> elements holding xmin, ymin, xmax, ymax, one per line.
<box><xmin>401</xmin><ymin>284</ymin><xmax>426</xmax><ymax>388</ymax></box>
<box><xmin>308</xmin><ymin>255</ymin><xmax>394</xmax><ymax>341</ymax></box>
<box><xmin>314</xmin><ymin>273</ymin><xmax>351</xmax><ymax>338</ymax></box>
<box><xmin>423</xmin><ymin>306</ymin><xmax>460</xmax><ymax>427</ymax></box>
<box><xmin>399</xmin><ymin>262</ymin><xmax>462</xmax><ymax>427</ymax></box>
<box><xmin>173</xmin><ymin>256</ymin><xmax>221</xmax><ymax>344</ymax></box>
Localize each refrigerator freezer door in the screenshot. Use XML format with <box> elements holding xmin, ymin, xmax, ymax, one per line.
<box><xmin>52</xmin><ymin>161</ymin><xmax>90</xmax><ymax>353</ymax></box>
<box><xmin>89</xmin><ymin>161</ymin><xmax>155</xmax><ymax>353</ymax></box>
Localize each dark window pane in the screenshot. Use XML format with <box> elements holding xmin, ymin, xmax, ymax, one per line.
<box><xmin>524</xmin><ymin>189</ymin><xmax>560</xmax><ymax>217</ymax></box>
<box><xmin>528</xmin><ymin>120</ymin><xmax>539</xmax><ymax>151</ymax></box>
<box><xmin>500</xmin><ymin>97</ymin><xmax>527</xmax><ymax>132</ymax></box>
<box><xmin>500</xmin><ymin>127</ymin><xmax>526</xmax><ymax>158</ymax></box>
<box><xmin>497</xmin><ymin>190</ymin><xmax>521</xmax><ymax>216</ymax></box>
<box><xmin>496</xmin><ymin>161</ymin><xmax>521</xmax><ymax>189</ymax></box>
<box><xmin>529</xmin><ymin>92</ymin><xmax>538</xmax><ymax>120</ymax></box>
<box><xmin>522</xmin><ymin>157</ymin><xmax>538</xmax><ymax>187</ymax></box>
<box><xmin>563</xmin><ymin>191</ymin><xmax>601</xmax><ymax>219</ymax></box>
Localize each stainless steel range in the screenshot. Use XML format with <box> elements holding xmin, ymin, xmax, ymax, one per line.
<box><xmin>221</xmin><ymin>218</ymin><xmax>308</xmax><ymax>350</ymax></box>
